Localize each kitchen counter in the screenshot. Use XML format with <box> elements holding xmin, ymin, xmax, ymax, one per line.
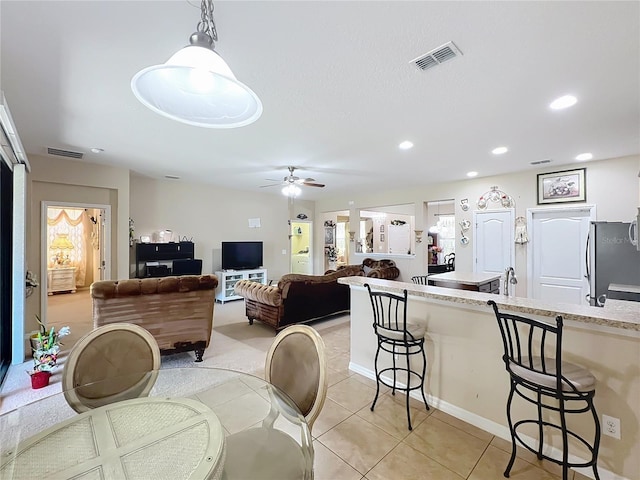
<box><xmin>427</xmin><ymin>272</ymin><xmax>501</xmax><ymax>294</ymax></box>
<box><xmin>607</xmin><ymin>283</ymin><xmax>640</xmax><ymax>302</ymax></box>
<box><xmin>339</xmin><ymin>276</ymin><xmax>639</xmax><ymax>332</ymax></box>
<box><xmin>427</xmin><ymin>272</ymin><xmax>501</xmax><ymax>285</ymax></box>
<box><xmin>604</xmin><ymin>298</ymin><xmax>640</xmax><ymax>316</ymax></box>
<box><xmin>340</xmin><ymin>275</ymin><xmax>640</xmax><ymax>479</ymax></box>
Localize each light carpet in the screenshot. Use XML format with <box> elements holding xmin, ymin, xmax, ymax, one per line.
<box><xmin>0</xmin><ymin>296</ymin><xmax>350</xmax><ymax>414</ymax></box>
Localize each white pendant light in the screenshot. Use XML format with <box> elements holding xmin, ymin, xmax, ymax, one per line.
<box><xmin>131</xmin><ymin>0</ymin><xmax>262</xmax><ymax>128</ymax></box>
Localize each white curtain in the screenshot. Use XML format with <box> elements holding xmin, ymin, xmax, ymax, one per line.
<box><xmin>47</xmin><ymin>208</ymin><xmax>90</xmax><ymax>286</ymax></box>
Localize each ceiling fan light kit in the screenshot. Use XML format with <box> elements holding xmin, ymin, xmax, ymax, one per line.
<box><xmin>131</xmin><ymin>0</ymin><xmax>262</xmax><ymax>128</ymax></box>
<box><xmin>282</xmin><ymin>184</ymin><xmax>301</xmax><ymax>197</ymax></box>
<box><xmin>260</xmin><ymin>166</ymin><xmax>325</xmax><ymax>197</ymax></box>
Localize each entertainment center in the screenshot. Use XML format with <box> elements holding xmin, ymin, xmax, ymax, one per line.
<box><xmin>215</xmin><ymin>269</ymin><xmax>267</xmax><ymax>303</ymax></box>
<box><xmin>134</xmin><ymin>241</ymin><xmax>195</xmax><ymax>278</ymax></box>
<box><xmin>216</xmin><ymin>241</ymin><xmax>266</xmax><ymax>303</ymax></box>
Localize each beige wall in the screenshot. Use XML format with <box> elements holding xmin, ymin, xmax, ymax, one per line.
<box><xmin>20</xmin><ymin>154</ymin><xmax>638</xmax><ymax>359</ymax></box>
<box><xmin>349</xmin><ymin>286</ymin><xmax>640</xmax><ymax>480</ymax></box>
<box><xmin>25</xmin><ymin>154</ymin><xmax>129</xmax><ymax>337</ymax></box>
<box><xmin>129</xmin><ymin>174</ymin><xmax>315</xmax><ymax>281</ymax></box>
<box><xmin>316</xmin><ymin>155</ymin><xmax>640</xmax><ymax>290</ymax></box>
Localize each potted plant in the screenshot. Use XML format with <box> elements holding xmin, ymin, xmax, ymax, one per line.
<box><xmin>27</xmin><ymin>316</ymin><xmax>70</xmax><ymax>389</ymax></box>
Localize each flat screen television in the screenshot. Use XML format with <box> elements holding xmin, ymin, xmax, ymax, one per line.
<box><xmin>222</xmin><ymin>241</ymin><xmax>263</xmax><ymax>270</ymax></box>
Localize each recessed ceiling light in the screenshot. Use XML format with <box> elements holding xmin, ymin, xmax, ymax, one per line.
<box><xmin>90</xmin><ymin>147</ymin><xmax>104</xmax><ymax>153</ymax></box>
<box><xmin>467</xmin><ymin>171</ymin><xmax>478</xmax><ymax>177</ymax></box>
<box><xmin>550</xmin><ymin>95</ymin><xmax>577</xmax><ymax>110</ymax></box>
<box><xmin>398</xmin><ymin>141</ymin><xmax>414</xmax><ymax>150</ymax></box>
<box><xmin>575</xmin><ymin>152</ymin><xmax>593</xmax><ymax>161</ymax></box>
<box><xmin>491</xmin><ymin>146</ymin><xmax>508</xmax><ymax>155</ymax></box>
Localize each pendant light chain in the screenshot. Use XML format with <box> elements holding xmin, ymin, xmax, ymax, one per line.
<box><xmin>198</xmin><ymin>0</ymin><xmax>218</xmax><ymax>43</ymax></box>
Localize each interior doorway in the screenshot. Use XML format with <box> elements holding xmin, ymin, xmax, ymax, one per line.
<box><xmin>40</xmin><ymin>201</ymin><xmax>111</xmax><ymax>351</ymax></box>
<box><xmin>426</xmin><ymin>200</ymin><xmax>455</xmax><ymax>271</ymax></box>
<box><xmin>290</xmin><ymin>220</ymin><xmax>313</xmax><ymax>274</ymax></box>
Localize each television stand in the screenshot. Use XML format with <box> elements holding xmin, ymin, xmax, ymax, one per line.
<box><xmin>215</xmin><ymin>268</ymin><xmax>267</xmax><ymax>303</ymax></box>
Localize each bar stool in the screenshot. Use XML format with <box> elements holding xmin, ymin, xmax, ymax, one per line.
<box><xmin>411</xmin><ymin>275</ymin><xmax>429</xmax><ymax>285</ymax></box>
<box><xmin>365</xmin><ymin>284</ymin><xmax>429</xmax><ymax>430</ymax></box>
<box><xmin>487</xmin><ymin>300</ymin><xmax>600</xmax><ymax>480</ymax></box>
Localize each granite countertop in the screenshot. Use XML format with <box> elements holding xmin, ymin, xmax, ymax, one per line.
<box><xmin>604</xmin><ymin>298</ymin><xmax>639</xmax><ymax>315</ymax></box>
<box><xmin>426</xmin><ymin>272</ymin><xmax>502</xmax><ymax>285</ymax></box>
<box><xmin>339</xmin><ymin>276</ymin><xmax>640</xmax><ymax>333</ymax></box>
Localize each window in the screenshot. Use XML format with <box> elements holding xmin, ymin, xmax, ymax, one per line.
<box><xmin>438</xmin><ymin>215</ymin><xmax>456</xmax><ymax>257</ymax></box>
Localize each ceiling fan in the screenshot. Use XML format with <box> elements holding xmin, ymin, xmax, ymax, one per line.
<box><xmin>260</xmin><ymin>166</ymin><xmax>325</xmax><ymax>196</ymax></box>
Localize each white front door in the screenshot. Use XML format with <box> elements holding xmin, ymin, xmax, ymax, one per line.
<box><xmin>527</xmin><ymin>206</ymin><xmax>594</xmax><ymax>305</ymax></box>
<box><xmin>473</xmin><ymin>210</ymin><xmax>515</xmax><ymax>293</ymax></box>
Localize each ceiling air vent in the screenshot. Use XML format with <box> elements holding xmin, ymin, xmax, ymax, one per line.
<box><xmin>47</xmin><ymin>147</ymin><xmax>83</xmax><ymax>159</ymax></box>
<box><xmin>410</xmin><ymin>41</ymin><xmax>463</xmax><ymax>72</ymax></box>
<box><xmin>530</xmin><ymin>159</ymin><xmax>552</xmax><ymax>166</ymax></box>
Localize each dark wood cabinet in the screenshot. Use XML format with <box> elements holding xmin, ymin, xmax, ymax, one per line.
<box><xmin>428</xmin><ymin>264</ymin><xmax>449</xmax><ymax>274</ymax></box>
<box><xmin>135</xmin><ymin>242</ymin><xmax>195</xmax><ymax>278</ymax></box>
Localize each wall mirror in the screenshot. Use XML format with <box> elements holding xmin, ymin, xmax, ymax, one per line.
<box><xmin>356</xmin><ymin>204</ymin><xmax>415</xmax><ymax>256</ymax></box>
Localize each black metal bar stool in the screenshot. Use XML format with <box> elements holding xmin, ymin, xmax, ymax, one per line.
<box><xmin>365</xmin><ymin>284</ymin><xmax>429</xmax><ymax>430</ymax></box>
<box><xmin>488</xmin><ymin>300</ymin><xmax>600</xmax><ymax>480</ymax></box>
<box><xmin>411</xmin><ymin>275</ymin><xmax>429</xmax><ymax>285</ymax></box>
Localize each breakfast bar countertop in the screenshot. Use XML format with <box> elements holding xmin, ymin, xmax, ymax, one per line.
<box><xmin>339</xmin><ymin>276</ymin><xmax>640</xmax><ymax>333</ymax></box>
<box><xmin>426</xmin><ymin>272</ymin><xmax>502</xmax><ymax>285</ymax></box>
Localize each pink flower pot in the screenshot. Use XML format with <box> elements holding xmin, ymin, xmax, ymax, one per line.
<box><xmin>30</xmin><ymin>371</ymin><xmax>51</xmax><ymax>389</ymax></box>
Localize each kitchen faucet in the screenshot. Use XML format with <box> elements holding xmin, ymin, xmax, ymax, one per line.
<box><xmin>504</xmin><ymin>267</ymin><xmax>518</xmax><ymax>296</ymax></box>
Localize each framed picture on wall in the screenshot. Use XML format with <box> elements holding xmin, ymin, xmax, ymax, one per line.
<box><xmin>537</xmin><ymin>168</ymin><xmax>586</xmax><ymax>205</ymax></box>
<box><xmin>379</xmin><ymin>225</ymin><xmax>385</xmax><ymax>233</ymax></box>
<box><xmin>380</xmin><ymin>233</ymin><xmax>385</xmax><ymax>242</ymax></box>
<box><xmin>324</xmin><ymin>226</ymin><xmax>335</xmax><ymax>246</ymax></box>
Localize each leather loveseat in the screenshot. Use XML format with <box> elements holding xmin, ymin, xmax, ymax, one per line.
<box><xmin>90</xmin><ymin>275</ymin><xmax>218</xmax><ymax>362</ymax></box>
<box><xmin>233</xmin><ymin>265</ymin><xmax>364</xmax><ymax>331</ymax></box>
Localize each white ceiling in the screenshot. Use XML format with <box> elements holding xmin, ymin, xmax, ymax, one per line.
<box><xmin>1</xmin><ymin>1</ymin><xmax>638</xmax><ymax>200</ymax></box>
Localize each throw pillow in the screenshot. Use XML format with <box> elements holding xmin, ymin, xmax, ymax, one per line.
<box><xmin>363</xmin><ymin>265</ymin><xmax>373</xmax><ymax>275</ymax></box>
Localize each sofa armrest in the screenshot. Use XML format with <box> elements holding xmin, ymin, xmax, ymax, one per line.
<box><xmin>234</xmin><ymin>280</ymin><xmax>282</xmax><ymax>307</ymax></box>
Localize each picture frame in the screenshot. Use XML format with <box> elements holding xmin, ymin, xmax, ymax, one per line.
<box><xmin>380</xmin><ymin>233</ymin><xmax>385</xmax><ymax>242</ymax></box>
<box><xmin>379</xmin><ymin>225</ymin><xmax>385</xmax><ymax>233</ymax></box>
<box><xmin>537</xmin><ymin>168</ymin><xmax>586</xmax><ymax>205</ymax></box>
<box><xmin>324</xmin><ymin>226</ymin><xmax>335</xmax><ymax>246</ymax></box>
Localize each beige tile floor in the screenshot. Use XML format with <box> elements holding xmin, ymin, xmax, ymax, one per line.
<box><xmin>1</xmin><ymin>298</ymin><xmax>594</xmax><ymax>479</ymax></box>
<box><xmin>313</xmin><ymin>317</ymin><xmax>592</xmax><ymax>480</ymax></box>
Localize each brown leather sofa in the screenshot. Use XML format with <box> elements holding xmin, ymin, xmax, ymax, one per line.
<box><xmin>90</xmin><ymin>275</ymin><xmax>218</xmax><ymax>361</ymax></box>
<box><xmin>233</xmin><ymin>265</ymin><xmax>364</xmax><ymax>331</ymax></box>
<box><xmin>327</xmin><ymin>258</ymin><xmax>400</xmax><ymax>280</ymax></box>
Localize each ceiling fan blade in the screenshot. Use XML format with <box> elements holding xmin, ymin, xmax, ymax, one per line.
<box><xmin>259</xmin><ymin>183</ymin><xmax>281</xmax><ymax>188</ymax></box>
<box><xmin>303</xmin><ymin>182</ymin><xmax>325</xmax><ymax>188</ymax></box>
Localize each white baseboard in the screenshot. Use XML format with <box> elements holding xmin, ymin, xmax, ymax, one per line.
<box><xmin>348</xmin><ymin>362</ymin><xmax>628</xmax><ymax>480</ymax></box>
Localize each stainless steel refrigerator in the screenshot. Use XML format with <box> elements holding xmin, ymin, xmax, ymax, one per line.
<box><xmin>587</xmin><ymin>221</ymin><xmax>640</xmax><ymax>306</ymax></box>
